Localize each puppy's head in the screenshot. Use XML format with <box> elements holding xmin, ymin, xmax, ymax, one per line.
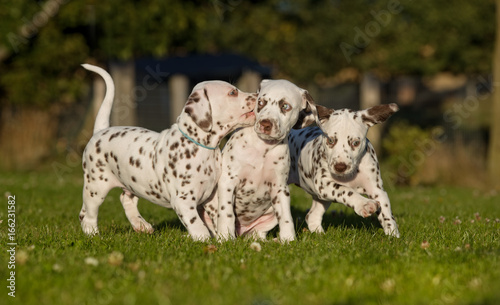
<box><xmin>318</xmin><ymin>103</ymin><xmax>399</xmax><ymax>177</ymax></box>
<box><xmin>182</xmin><ymin>81</ymin><xmax>256</xmax><ymax>134</ymax></box>
<box><xmin>254</xmin><ymin>79</ymin><xmax>317</xmax><ymax>142</ymax></box>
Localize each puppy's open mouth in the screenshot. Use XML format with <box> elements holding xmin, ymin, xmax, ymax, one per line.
<box><xmin>242</xmin><ymin>110</ymin><xmax>255</xmax><ymax>118</ymax></box>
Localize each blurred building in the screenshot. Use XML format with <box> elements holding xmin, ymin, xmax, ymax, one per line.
<box><xmin>105</xmin><ymin>53</ymin><xmax>271</xmax><ymax>132</ymax></box>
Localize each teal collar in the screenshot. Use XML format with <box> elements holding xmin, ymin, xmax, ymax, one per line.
<box><xmin>178</xmin><ymin>126</ymin><xmax>218</xmax><ymax>150</ymax></box>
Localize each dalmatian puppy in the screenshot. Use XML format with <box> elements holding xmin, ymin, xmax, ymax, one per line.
<box><xmin>288</xmin><ymin>104</ymin><xmax>400</xmax><ymax>237</ymax></box>
<box><xmin>205</xmin><ymin>79</ymin><xmax>318</xmax><ymax>242</ymax></box>
<box><xmin>79</xmin><ymin>64</ymin><xmax>256</xmax><ymax>241</ymax></box>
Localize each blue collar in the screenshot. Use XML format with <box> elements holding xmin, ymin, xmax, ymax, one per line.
<box><xmin>178</xmin><ymin>126</ymin><xmax>218</xmax><ymax>150</ymax></box>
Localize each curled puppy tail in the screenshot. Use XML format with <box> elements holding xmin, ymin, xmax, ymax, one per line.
<box><xmin>81</xmin><ymin>63</ymin><xmax>115</xmax><ymax>134</ymax></box>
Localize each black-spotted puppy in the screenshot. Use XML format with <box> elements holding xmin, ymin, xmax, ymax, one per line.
<box><xmin>288</xmin><ymin>104</ymin><xmax>400</xmax><ymax>237</ymax></box>
<box><xmin>79</xmin><ymin>64</ymin><xmax>256</xmax><ymax>241</ymax></box>
<box><xmin>205</xmin><ymin>79</ymin><xmax>317</xmax><ymax>242</ymax></box>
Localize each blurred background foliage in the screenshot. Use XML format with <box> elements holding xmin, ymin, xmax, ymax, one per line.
<box><xmin>0</xmin><ymin>0</ymin><xmax>495</xmax><ymax>107</ymax></box>
<box><xmin>0</xmin><ymin>0</ymin><xmax>498</xmax><ymax>188</ymax></box>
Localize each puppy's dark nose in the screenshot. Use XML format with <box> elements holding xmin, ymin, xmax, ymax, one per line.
<box><xmin>334</xmin><ymin>162</ymin><xmax>347</xmax><ymax>173</ymax></box>
<box><xmin>259</xmin><ymin>119</ymin><xmax>273</xmax><ymax>134</ymax></box>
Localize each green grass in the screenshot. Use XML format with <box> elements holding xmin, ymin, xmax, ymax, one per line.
<box><xmin>1</xmin><ymin>168</ymin><xmax>499</xmax><ymax>305</ymax></box>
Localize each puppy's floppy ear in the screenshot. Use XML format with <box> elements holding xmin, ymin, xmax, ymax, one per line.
<box><xmin>183</xmin><ymin>86</ymin><xmax>213</xmax><ymax>132</ymax></box>
<box><xmin>359</xmin><ymin>103</ymin><xmax>399</xmax><ymax>127</ymax></box>
<box><xmin>317</xmin><ymin>105</ymin><xmax>334</xmax><ymax>125</ymax></box>
<box><xmin>293</xmin><ymin>89</ymin><xmax>320</xmax><ymax>129</ymax></box>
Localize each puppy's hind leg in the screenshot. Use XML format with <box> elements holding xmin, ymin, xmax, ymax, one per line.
<box><xmin>172</xmin><ymin>197</ymin><xmax>212</xmax><ymax>241</ymax></box>
<box><xmin>120</xmin><ymin>189</ymin><xmax>154</xmax><ymax>233</ymax></box>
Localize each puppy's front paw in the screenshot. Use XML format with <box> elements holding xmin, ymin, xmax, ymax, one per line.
<box><xmin>356</xmin><ymin>199</ymin><xmax>379</xmax><ymax>218</ymax></box>
<box><xmin>383</xmin><ymin>220</ymin><xmax>400</xmax><ymax>238</ymax></box>
<box><xmin>81</xmin><ymin>221</ymin><xmax>99</xmax><ymax>236</ymax></box>
<box><xmin>307</xmin><ymin>223</ymin><xmax>325</xmax><ymax>234</ymax></box>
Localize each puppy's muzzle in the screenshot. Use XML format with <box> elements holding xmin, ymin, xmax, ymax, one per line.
<box><xmin>334</xmin><ymin>162</ymin><xmax>348</xmax><ymax>173</ymax></box>
<box><xmin>257</xmin><ymin>119</ymin><xmax>274</xmax><ymax>135</ymax></box>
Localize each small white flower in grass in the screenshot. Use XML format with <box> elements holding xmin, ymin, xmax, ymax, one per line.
<box><xmin>469</xmin><ymin>278</ymin><xmax>482</xmax><ymax>289</ymax></box>
<box><xmin>4</xmin><ymin>192</ymin><xmax>12</xmax><ymax>198</ymax></box>
<box><xmin>380</xmin><ymin>278</ymin><xmax>395</xmax><ymax>292</ymax></box>
<box><xmin>345</xmin><ymin>276</ymin><xmax>355</xmax><ymax>287</ymax></box>
<box><xmin>453</xmin><ymin>217</ymin><xmax>462</xmax><ymax>225</ymax></box>
<box><xmin>27</xmin><ymin>245</ymin><xmax>35</xmax><ymax>251</ymax></box>
<box><xmin>250</xmin><ymin>242</ymin><xmax>261</xmax><ymax>252</ymax></box>
<box><xmin>138</xmin><ymin>270</ymin><xmax>146</xmax><ymax>281</ymax></box>
<box><xmin>108</xmin><ymin>251</ymin><xmax>124</xmax><ymax>266</ymax></box>
<box><xmin>439</xmin><ymin>216</ymin><xmax>445</xmax><ymax>223</ymax></box>
<box><xmin>16</xmin><ymin>250</ymin><xmax>28</xmax><ymax>265</ymax></box>
<box><xmin>52</xmin><ymin>264</ymin><xmax>63</xmax><ymax>272</ymax></box>
<box><xmin>85</xmin><ymin>257</ymin><xmax>99</xmax><ymax>267</ymax></box>
<box><xmin>0</xmin><ymin>219</ymin><xmax>3</xmax><ymax>224</ymax></box>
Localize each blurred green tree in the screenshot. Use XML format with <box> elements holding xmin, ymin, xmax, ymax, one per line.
<box><xmin>488</xmin><ymin>0</ymin><xmax>500</xmax><ymax>188</ymax></box>
<box><xmin>0</xmin><ymin>0</ymin><xmax>214</xmax><ymax>168</ymax></box>
<box><xmin>212</xmin><ymin>0</ymin><xmax>494</xmax><ymax>82</ymax></box>
<box><xmin>0</xmin><ymin>0</ymin><xmax>496</xmax><ymax>169</ymax></box>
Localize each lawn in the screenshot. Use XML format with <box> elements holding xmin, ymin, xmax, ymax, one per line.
<box><xmin>0</xmin><ymin>167</ymin><xmax>499</xmax><ymax>305</ymax></box>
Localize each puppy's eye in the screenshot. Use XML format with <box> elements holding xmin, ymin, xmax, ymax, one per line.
<box><xmin>281</xmin><ymin>103</ymin><xmax>292</xmax><ymax>112</ymax></box>
<box><xmin>352</xmin><ymin>140</ymin><xmax>361</xmax><ymax>147</ymax></box>
<box><xmin>228</xmin><ymin>89</ymin><xmax>238</xmax><ymax>96</ymax></box>
<box><xmin>326</xmin><ymin>137</ymin><xmax>337</xmax><ymax>146</ymax></box>
<box><xmin>258</xmin><ymin>99</ymin><xmax>265</xmax><ymax>106</ymax></box>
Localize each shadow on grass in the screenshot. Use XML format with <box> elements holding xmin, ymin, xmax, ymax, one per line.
<box><xmin>149</xmin><ymin>205</ymin><xmax>392</xmax><ymax>237</ymax></box>
<box><xmin>291</xmin><ymin>205</ymin><xmax>382</xmax><ymax>234</ymax></box>
<box><xmin>154</xmin><ymin>218</ymin><xmax>186</xmax><ymax>233</ymax></box>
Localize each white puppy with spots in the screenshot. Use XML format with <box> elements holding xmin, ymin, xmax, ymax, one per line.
<box><xmin>204</xmin><ymin>79</ymin><xmax>317</xmax><ymax>242</ymax></box>
<box><xmin>79</xmin><ymin>64</ymin><xmax>256</xmax><ymax>241</ymax></box>
<box><xmin>288</xmin><ymin>104</ymin><xmax>400</xmax><ymax>237</ymax></box>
